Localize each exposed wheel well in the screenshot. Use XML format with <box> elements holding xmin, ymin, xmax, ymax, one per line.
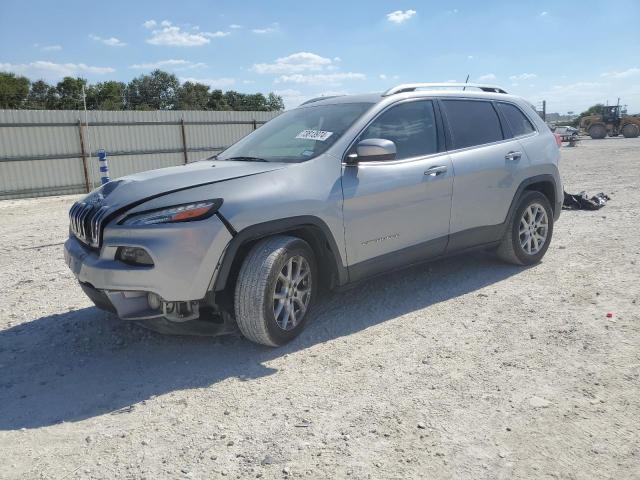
<box><xmin>213</xmin><ymin>225</ymin><xmax>340</xmax><ymax>314</ymax></box>
<box><xmin>524</xmin><ymin>181</ymin><xmax>556</xmax><ymax>214</ymax></box>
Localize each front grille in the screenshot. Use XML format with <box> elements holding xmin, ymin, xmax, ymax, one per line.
<box><xmin>69</xmin><ymin>201</ymin><xmax>110</xmax><ymax>248</ymax></box>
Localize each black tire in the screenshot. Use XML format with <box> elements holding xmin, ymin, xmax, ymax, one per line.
<box><xmin>622</xmin><ymin>123</ymin><xmax>640</xmax><ymax>138</ymax></box>
<box><xmin>588</xmin><ymin>124</ymin><xmax>607</xmax><ymax>139</ymax></box>
<box><xmin>497</xmin><ymin>191</ymin><xmax>554</xmax><ymax>265</ymax></box>
<box><xmin>234</xmin><ymin>235</ymin><xmax>317</xmax><ymax>346</ymax></box>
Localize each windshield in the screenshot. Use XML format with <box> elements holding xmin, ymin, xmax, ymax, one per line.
<box><xmin>217</xmin><ymin>102</ymin><xmax>374</xmax><ymax>163</ymax></box>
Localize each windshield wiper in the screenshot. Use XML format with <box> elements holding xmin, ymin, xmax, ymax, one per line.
<box><xmin>224</xmin><ymin>156</ymin><xmax>268</xmax><ymax>162</ymax></box>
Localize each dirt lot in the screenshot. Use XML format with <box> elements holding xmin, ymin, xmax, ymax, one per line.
<box><xmin>1</xmin><ymin>138</ymin><xmax>639</xmax><ymax>480</ymax></box>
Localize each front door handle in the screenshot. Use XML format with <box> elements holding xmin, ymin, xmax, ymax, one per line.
<box><xmin>505</xmin><ymin>151</ymin><xmax>522</xmax><ymax>161</ymax></box>
<box><xmin>425</xmin><ymin>165</ymin><xmax>448</xmax><ymax>176</ymax></box>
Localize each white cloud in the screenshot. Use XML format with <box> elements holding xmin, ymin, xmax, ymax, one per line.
<box><xmin>144</xmin><ymin>20</ymin><xmax>229</xmax><ymax>46</ymax></box>
<box><xmin>540</xmin><ymin>11</ymin><xmax>548</xmax><ymax>16</ymax></box>
<box><xmin>252</xmin><ymin>52</ymin><xmax>333</xmax><ymax>74</ymax></box>
<box><xmin>467</xmin><ymin>55</ymin><xmax>474</xmax><ymax>60</ymax></box>
<box><xmin>129</xmin><ymin>59</ymin><xmax>206</xmax><ymax>70</ymax></box>
<box><xmin>34</xmin><ymin>43</ymin><xmax>62</xmax><ymax>52</ymax></box>
<box><xmin>180</xmin><ymin>76</ymin><xmax>235</xmax><ymax>88</ymax></box>
<box><xmin>0</xmin><ymin>61</ymin><xmax>115</xmax><ymax>79</ymax></box>
<box><xmin>386</xmin><ymin>9</ymin><xmax>417</xmax><ymax>24</ymax></box>
<box><xmin>252</xmin><ymin>27</ymin><xmax>277</xmax><ymax>34</ymax></box>
<box><xmin>252</xmin><ymin>23</ymin><xmax>279</xmax><ymax>34</ymax></box>
<box><xmin>275</xmin><ymin>72</ymin><xmax>366</xmax><ymax>86</ymax></box>
<box><xmin>379</xmin><ymin>74</ymin><xmax>387</xmax><ymax>80</ymax></box>
<box><xmin>229</xmin><ymin>24</ymin><xmax>243</xmax><ymax>29</ymax></box>
<box><xmin>242</xmin><ymin>79</ymin><xmax>255</xmax><ymax>84</ymax></box>
<box><xmin>601</xmin><ymin>67</ymin><xmax>640</xmax><ymax>79</ymax></box>
<box><xmin>509</xmin><ymin>73</ymin><xmax>537</xmax><ymax>81</ymax></box>
<box><xmin>477</xmin><ymin>73</ymin><xmax>496</xmax><ymax>82</ymax></box>
<box><xmin>89</xmin><ymin>34</ymin><xmax>126</xmax><ymax>47</ymax></box>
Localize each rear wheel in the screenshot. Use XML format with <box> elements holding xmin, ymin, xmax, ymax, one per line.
<box><xmin>234</xmin><ymin>235</ymin><xmax>316</xmax><ymax>346</ymax></box>
<box><xmin>588</xmin><ymin>124</ymin><xmax>607</xmax><ymax>139</ymax></box>
<box><xmin>622</xmin><ymin>123</ymin><xmax>640</xmax><ymax>138</ymax></box>
<box><xmin>497</xmin><ymin>191</ymin><xmax>554</xmax><ymax>265</ymax></box>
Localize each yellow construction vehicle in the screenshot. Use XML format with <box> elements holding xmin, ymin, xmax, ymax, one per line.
<box><xmin>580</xmin><ymin>102</ymin><xmax>640</xmax><ymax>139</ymax></box>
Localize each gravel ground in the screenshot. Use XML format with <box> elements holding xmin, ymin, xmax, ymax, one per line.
<box><xmin>0</xmin><ymin>137</ymin><xmax>638</xmax><ymax>480</ymax></box>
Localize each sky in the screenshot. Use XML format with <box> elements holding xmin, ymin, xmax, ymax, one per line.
<box><xmin>1</xmin><ymin>0</ymin><xmax>639</xmax><ymax>112</ymax></box>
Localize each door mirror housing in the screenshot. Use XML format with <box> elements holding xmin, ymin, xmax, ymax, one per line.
<box><xmin>347</xmin><ymin>138</ymin><xmax>397</xmax><ymax>164</ymax></box>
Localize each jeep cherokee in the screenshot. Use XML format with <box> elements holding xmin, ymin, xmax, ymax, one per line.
<box><xmin>64</xmin><ymin>83</ymin><xmax>563</xmax><ymax>346</ymax></box>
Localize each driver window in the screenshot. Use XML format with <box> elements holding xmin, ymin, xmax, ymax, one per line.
<box><xmin>359</xmin><ymin>100</ymin><xmax>438</xmax><ymax>160</ymax></box>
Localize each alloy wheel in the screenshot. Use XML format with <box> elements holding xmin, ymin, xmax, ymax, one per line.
<box><xmin>272</xmin><ymin>255</ymin><xmax>312</xmax><ymax>330</ymax></box>
<box><xmin>519</xmin><ymin>203</ymin><xmax>549</xmax><ymax>255</ymax></box>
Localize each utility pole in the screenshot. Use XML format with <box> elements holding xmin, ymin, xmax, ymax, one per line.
<box><xmin>542</xmin><ymin>100</ymin><xmax>546</xmax><ymax>121</ymax></box>
<box><xmin>79</xmin><ymin>85</ymin><xmax>93</xmax><ymax>192</ymax></box>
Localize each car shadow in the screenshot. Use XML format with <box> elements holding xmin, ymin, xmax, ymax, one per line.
<box><xmin>0</xmin><ymin>251</ymin><xmax>527</xmax><ymax>430</ymax></box>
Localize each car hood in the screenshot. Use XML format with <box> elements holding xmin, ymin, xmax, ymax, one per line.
<box><xmin>83</xmin><ymin>160</ymin><xmax>285</xmax><ymax>211</ymax></box>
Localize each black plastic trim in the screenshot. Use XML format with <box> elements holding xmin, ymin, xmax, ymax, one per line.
<box><xmin>446</xmin><ymin>224</ymin><xmax>504</xmax><ymax>252</ymax></box>
<box><xmin>348</xmin><ymin>236</ymin><xmax>448</xmax><ymax>283</ymax></box>
<box><xmin>213</xmin><ymin>216</ymin><xmax>348</xmax><ymax>291</ymax></box>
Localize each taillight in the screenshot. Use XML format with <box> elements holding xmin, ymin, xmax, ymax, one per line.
<box><xmin>553</xmin><ymin>133</ymin><xmax>562</xmax><ymax>147</ymax></box>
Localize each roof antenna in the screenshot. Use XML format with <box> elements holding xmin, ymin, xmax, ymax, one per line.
<box><xmin>463</xmin><ymin>74</ymin><xmax>470</xmax><ymax>91</ymax></box>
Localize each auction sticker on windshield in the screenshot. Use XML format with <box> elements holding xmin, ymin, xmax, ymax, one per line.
<box><xmin>296</xmin><ymin>129</ymin><xmax>333</xmax><ymax>141</ymax></box>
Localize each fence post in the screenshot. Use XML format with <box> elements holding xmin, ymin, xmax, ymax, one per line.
<box><xmin>252</xmin><ymin>119</ymin><xmax>257</xmax><ymax>130</ymax></box>
<box><xmin>180</xmin><ymin>118</ymin><xmax>188</xmax><ymax>164</ymax></box>
<box><xmin>77</xmin><ymin>120</ymin><xmax>91</xmax><ymax>193</ymax></box>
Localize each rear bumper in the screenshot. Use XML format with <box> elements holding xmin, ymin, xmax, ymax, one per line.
<box><xmin>64</xmin><ymin>215</ymin><xmax>233</xmax><ymax>318</ymax></box>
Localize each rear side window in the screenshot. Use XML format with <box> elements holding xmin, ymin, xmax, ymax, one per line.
<box><xmin>358</xmin><ymin>100</ymin><xmax>438</xmax><ymax>160</ymax></box>
<box><xmin>497</xmin><ymin>102</ymin><xmax>536</xmax><ymax>137</ymax></box>
<box><xmin>441</xmin><ymin>100</ymin><xmax>503</xmax><ymax>149</ymax></box>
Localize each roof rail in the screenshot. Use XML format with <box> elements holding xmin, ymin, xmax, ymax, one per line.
<box><xmin>299</xmin><ymin>95</ymin><xmax>344</xmax><ymax>106</ymax></box>
<box><xmin>382</xmin><ymin>83</ymin><xmax>508</xmax><ymax>96</ymax></box>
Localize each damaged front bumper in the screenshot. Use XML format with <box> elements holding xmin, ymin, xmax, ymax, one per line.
<box><xmin>63</xmin><ymin>214</ymin><xmax>233</xmax><ymax>324</ymax></box>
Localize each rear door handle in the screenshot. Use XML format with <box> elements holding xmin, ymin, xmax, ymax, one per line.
<box><xmin>505</xmin><ymin>151</ymin><xmax>522</xmax><ymax>161</ymax></box>
<box><xmin>425</xmin><ymin>165</ymin><xmax>448</xmax><ymax>176</ymax></box>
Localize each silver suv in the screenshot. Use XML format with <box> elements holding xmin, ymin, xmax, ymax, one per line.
<box><xmin>64</xmin><ymin>83</ymin><xmax>562</xmax><ymax>346</ymax></box>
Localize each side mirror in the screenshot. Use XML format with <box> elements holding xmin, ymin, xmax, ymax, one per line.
<box><xmin>346</xmin><ymin>138</ymin><xmax>396</xmax><ymax>164</ymax></box>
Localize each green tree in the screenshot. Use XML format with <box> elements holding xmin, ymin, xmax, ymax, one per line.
<box><xmin>26</xmin><ymin>79</ymin><xmax>55</xmax><ymax>109</ymax></box>
<box><xmin>222</xmin><ymin>90</ymin><xmax>245</xmax><ymax>110</ymax></box>
<box><xmin>207</xmin><ymin>89</ymin><xmax>229</xmax><ymax>110</ymax></box>
<box><xmin>87</xmin><ymin>81</ymin><xmax>126</xmax><ymax>110</ymax></box>
<box><xmin>266</xmin><ymin>92</ymin><xmax>285</xmax><ymax>111</ymax></box>
<box><xmin>177</xmin><ymin>81</ymin><xmax>210</xmax><ymax>110</ymax></box>
<box><xmin>126</xmin><ymin>69</ymin><xmax>180</xmax><ymax>110</ymax></box>
<box><xmin>0</xmin><ymin>72</ymin><xmax>30</xmax><ymax>109</ymax></box>
<box><xmin>579</xmin><ymin>103</ymin><xmax>605</xmax><ymax>117</ymax></box>
<box><xmin>55</xmin><ymin>77</ymin><xmax>87</xmax><ymax>110</ymax></box>
<box><xmin>0</xmin><ymin>69</ymin><xmax>285</xmax><ymax>111</ymax></box>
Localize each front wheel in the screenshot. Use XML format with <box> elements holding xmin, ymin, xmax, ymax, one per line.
<box><xmin>588</xmin><ymin>124</ymin><xmax>607</xmax><ymax>139</ymax></box>
<box><xmin>497</xmin><ymin>191</ymin><xmax>554</xmax><ymax>265</ymax></box>
<box><xmin>234</xmin><ymin>235</ymin><xmax>317</xmax><ymax>346</ymax></box>
<box><xmin>622</xmin><ymin>123</ymin><xmax>640</xmax><ymax>138</ymax></box>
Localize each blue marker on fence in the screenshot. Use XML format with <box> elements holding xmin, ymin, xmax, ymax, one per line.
<box><xmin>97</xmin><ymin>149</ymin><xmax>110</xmax><ymax>185</ymax></box>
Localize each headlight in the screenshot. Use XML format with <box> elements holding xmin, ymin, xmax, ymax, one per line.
<box><xmin>121</xmin><ymin>199</ymin><xmax>223</xmax><ymax>226</ymax></box>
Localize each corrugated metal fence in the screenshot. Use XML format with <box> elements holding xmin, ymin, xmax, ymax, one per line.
<box><xmin>0</xmin><ymin>109</ymin><xmax>280</xmax><ymax>200</ymax></box>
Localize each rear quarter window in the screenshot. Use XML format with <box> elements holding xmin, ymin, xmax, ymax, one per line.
<box><xmin>497</xmin><ymin>102</ymin><xmax>536</xmax><ymax>137</ymax></box>
<box><xmin>441</xmin><ymin>100</ymin><xmax>503</xmax><ymax>149</ymax></box>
